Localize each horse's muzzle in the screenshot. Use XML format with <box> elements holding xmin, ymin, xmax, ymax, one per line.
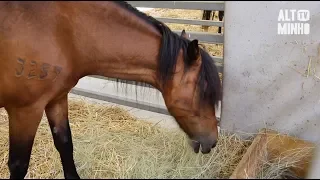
<box><xmin>190</xmin><ymin>137</ymin><xmax>217</xmax><ymax>154</ymax></box>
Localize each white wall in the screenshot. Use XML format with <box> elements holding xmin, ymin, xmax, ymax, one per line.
<box><xmin>221</xmin><ymin>1</ymin><xmax>320</xmax><ymax>144</ymax></box>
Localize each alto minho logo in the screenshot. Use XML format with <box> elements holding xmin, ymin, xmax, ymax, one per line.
<box><xmin>277</xmin><ymin>9</ymin><xmax>310</xmax><ymax>35</ymax></box>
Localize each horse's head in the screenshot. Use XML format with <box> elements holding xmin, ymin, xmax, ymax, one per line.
<box><xmin>161</xmin><ymin>30</ymin><xmax>221</xmax><ymax>154</ymax></box>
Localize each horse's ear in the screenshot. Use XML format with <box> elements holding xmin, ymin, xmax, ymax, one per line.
<box><xmin>187</xmin><ymin>39</ymin><xmax>200</xmax><ymax>65</ymax></box>
<box><xmin>181</xmin><ymin>29</ymin><xmax>188</xmax><ymax>39</ymax></box>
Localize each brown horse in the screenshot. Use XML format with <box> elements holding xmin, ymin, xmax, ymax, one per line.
<box><xmin>0</xmin><ymin>1</ymin><xmax>222</xmax><ymax>179</ymax></box>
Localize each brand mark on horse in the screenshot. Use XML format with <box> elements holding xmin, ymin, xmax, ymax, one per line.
<box><xmin>15</xmin><ymin>57</ymin><xmax>63</xmax><ymax>81</ymax></box>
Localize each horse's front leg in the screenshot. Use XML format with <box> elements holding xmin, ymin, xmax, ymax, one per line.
<box><xmin>45</xmin><ymin>95</ymin><xmax>80</xmax><ymax>179</ymax></box>
<box><xmin>5</xmin><ymin>104</ymin><xmax>44</xmax><ymax>179</ymax></box>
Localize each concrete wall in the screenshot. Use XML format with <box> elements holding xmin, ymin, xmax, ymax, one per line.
<box><xmin>221</xmin><ymin>1</ymin><xmax>320</xmax><ymax>144</ymax></box>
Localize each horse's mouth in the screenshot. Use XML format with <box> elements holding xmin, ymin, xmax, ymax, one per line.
<box><xmin>191</xmin><ymin>140</ymin><xmax>201</xmax><ymax>153</ymax></box>
<box><xmin>190</xmin><ymin>139</ymin><xmax>216</xmax><ymax>154</ymax></box>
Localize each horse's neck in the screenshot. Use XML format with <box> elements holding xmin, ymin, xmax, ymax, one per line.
<box><xmin>71</xmin><ymin>2</ymin><xmax>163</xmax><ymax>90</ymax></box>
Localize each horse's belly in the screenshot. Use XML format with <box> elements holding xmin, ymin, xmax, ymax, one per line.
<box><xmin>0</xmin><ymin>73</ymin><xmax>77</xmax><ymax>108</ymax></box>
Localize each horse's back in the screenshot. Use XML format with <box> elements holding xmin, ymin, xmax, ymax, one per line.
<box><xmin>0</xmin><ymin>2</ymin><xmax>77</xmax><ymax>108</ymax></box>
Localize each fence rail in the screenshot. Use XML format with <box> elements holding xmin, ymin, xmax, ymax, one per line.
<box><xmin>128</xmin><ymin>1</ymin><xmax>225</xmax><ymax>11</ymax></box>
<box><xmin>71</xmin><ymin>87</ymin><xmax>170</xmax><ymax>115</ymax></box>
<box><xmin>156</xmin><ymin>17</ymin><xmax>224</xmax><ymax>27</ymax></box>
<box><xmin>172</xmin><ymin>30</ymin><xmax>224</xmax><ymax>44</ymax></box>
<box><xmin>129</xmin><ymin>1</ymin><xmax>225</xmax><ymax>46</ymax></box>
<box><xmin>71</xmin><ymin>1</ymin><xmax>224</xmax><ymax>118</ymax></box>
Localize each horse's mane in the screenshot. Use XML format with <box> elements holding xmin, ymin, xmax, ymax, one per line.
<box><xmin>113</xmin><ymin>1</ymin><xmax>222</xmax><ymax>107</ymax></box>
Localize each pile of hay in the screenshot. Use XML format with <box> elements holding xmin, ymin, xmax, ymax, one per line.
<box><xmin>0</xmin><ymin>99</ymin><xmax>306</xmax><ymax>179</ymax></box>
<box><xmin>256</xmin><ymin>144</ymin><xmax>311</xmax><ymax>179</ymax></box>
<box><xmin>0</xmin><ymin>99</ymin><xmax>250</xmax><ymax>179</ymax></box>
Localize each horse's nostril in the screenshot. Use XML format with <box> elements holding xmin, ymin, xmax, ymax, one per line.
<box><xmin>212</xmin><ymin>141</ymin><xmax>217</xmax><ymax>148</ymax></box>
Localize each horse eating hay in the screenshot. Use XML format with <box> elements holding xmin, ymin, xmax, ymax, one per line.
<box><xmin>0</xmin><ymin>1</ymin><xmax>222</xmax><ymax>179</ymax></box>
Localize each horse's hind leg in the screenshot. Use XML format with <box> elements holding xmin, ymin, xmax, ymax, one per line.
<box><xmin>5</xmin><ymin>105</ymin><xmax>44</xmax><ymax>179</ymax></box>
<box><xmin>218</xmin><ymin>11</ymin><xmax>224</xmax><ymax>34</ymax></box>
<box><xmin>202</xmin><ymin>10</ymin><xmax>212</xmax><ymax>31</ymax></box>
<box><xmin>45</xmin><ymin>95</ymin><xmax>80</xmax><ymax>179</ymax></box>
